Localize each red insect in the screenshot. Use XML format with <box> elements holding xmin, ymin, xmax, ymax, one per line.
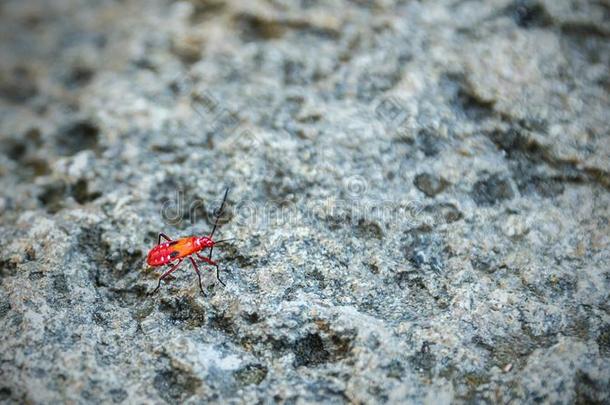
<box><xmin>146</xmin><ymin>188</ymin><xmax>231</xmax><ymax>295</ymax></box>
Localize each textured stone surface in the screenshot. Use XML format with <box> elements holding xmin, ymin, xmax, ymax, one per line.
<box><xmin>1</xmin><ymin>0</ymin><xmax>609</xmax><ymax>403</ymax></box>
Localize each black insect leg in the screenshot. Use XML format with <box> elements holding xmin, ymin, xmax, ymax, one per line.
<box><xmin>149</xmin><ymin>259</ymin><xmax>182</xmax><ymax>295</ymax></box>
<box><xmin>196</xmin><ymin>253</ymin><xmax>225</xmax><ymax>287</ymax></box>
<box><xmin>188</xmin><ymin>256</ymin><xmax>206</xmax><ymax>295</ymax></box>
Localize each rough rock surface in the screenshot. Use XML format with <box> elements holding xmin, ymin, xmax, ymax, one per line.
<box><xmin>1</xmin><ymin>0</ymin><xmax>609</xmax><ymax>403</ymax></box>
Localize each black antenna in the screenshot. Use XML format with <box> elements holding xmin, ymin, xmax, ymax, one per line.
<box><xmin>214</xmin><ymin>238</ymin><xmax>242</xmax><ymax>245</ymax></box>
<box><xmin>210</xmin><ymin>187</ymin><xmax>229</xmax><ymax>239</ymax></box>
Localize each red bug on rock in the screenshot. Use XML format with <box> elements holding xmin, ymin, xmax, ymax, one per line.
<box><xmin>146</xmin><ymin>188</ymin><xmax>231</xmax><ymax>295</ymax></box>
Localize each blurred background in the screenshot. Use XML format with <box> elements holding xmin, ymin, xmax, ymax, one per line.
<box><xmin>0</xmin><ymin>0</ymin><xmax>608</xmax><ymax>403</ymax></box>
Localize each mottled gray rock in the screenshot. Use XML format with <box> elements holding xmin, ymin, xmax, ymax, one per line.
<box><xmin>1</xmin><ymin>0</ymin><xmax>609</xmax><ymax>403</ymax></box>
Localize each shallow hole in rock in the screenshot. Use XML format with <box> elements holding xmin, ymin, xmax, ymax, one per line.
<box><xmin>1</xmin><ymin>134</ymin><xmax>52</xmax><ymax>180</ymax></box>
<box><xmin>0</xmin><ymin>258</ymin><xmax>18</xmax><ymax>279</ymax></box>
<box><xmin>293</xmin><ymin>333</ymin><xmax>330</xmax><ymax>367</ymax></box>
<box><xmin>456</xmin><ymin>87</ymin><xmax>494</xmax><ymax>121</ymax></box>
<box><xmin>416</xmin><ymin>129</ymin><xmax>443</xmax><ymax>157</ymax></box>
<box><xmin>242</xmin><ymin>311</ymin><xmax>260</xmax><ymax>324</ymax></box>
<box><xmin>38</xmin><ymin>182</ymin><xmax>67</xmax><ymax>213</ymax></box>
<box><xmin>414</xmin><ymin>173</ymin><xmax>450</xmax><ymax>197</ymax></box>
<box><xmin>366</xmin><ymin>385</ymin><xmax>387</xmax><ymax>402</ymax></box>
<box><xmin>28</xmin><ymin>271</ymin><xmax>44</xmax><ymax>281</ymax></box>
<box><xmin>153</xmin><ymin>364</ymin><xmax>201</xmax><ymax>403</ymax></box>
<box><xmin>109</xmin><ymin>285</ymin><xmax>149</xmax><ymax>308</ymax></box>
<box><xmin>457</xmin><ymin>373</ymin><xmax>491</xmax><ymax>402</ymax></box>
<box><xmin>209</xmin><ymin>312</ymin><xmax>238</xmax><ymax>336</ymax></box>
<box><xmin>423</xmin><ymin>203</ymin><xmax>463</xmax><ymax>224</ymax></box>
<box><xmin>517</xmin><ymin>175</ymin><xmax>565</xmax><ymax>198</ymax></box>
<box><xmin>56</xmin><ymin>120</ymin><xmax>100</xmax><ymax>156</ymax></box>
<box><xmin>470</xmin><ymin>254</ymin><xmax>500</xmax><ymax>274</ymax></box>
<box><xmin>92</xmin><ymin>310</ymin><xmax>109</xmax><ymax>327</ymax></box>
<box><xmin>560</xmin><ymin>23</ymin><xmax>610</xmax><ymax>66</ymax></box>
<box><xmin>484</xmin><ymin>129</ymin><xmax>571</xmax><ymax>198</ymax></box>
<box><xmin>2</xmin><ymin>139</ymin><xmax>27</xmax><ymax>161</ymax></box>
<box><xmin>23</xmin><ymin>157</ymin><xmax>51</xmax><ymax>177</ymax></box>
<box><xmin>385</xmin><ymin>359</ymin><xmax>405</xmax><ymax>380</ymax></box>
<box><xmin>170</xmin><ymin>33</ymin><xmax>204</xmax><ymax>65</ymax></box>
<box><xmin>0</xmin><ymin>387</ymin><xmax>12</xmax><ymax>401</ymax></box>
<box><xmin>64</xmin><ymin>66</ymin><xmax>95</xmax><ymax>88</ymax></box>
<box><xmin>159</xmin><ymin>296</ymin><xmax>205</xmax><ymax>327</ymax></box>
<box><xmin>494</xmin><ymin>334</ymin><xmax>555</xmax><ymax>371</ymax></box>
<box><xmin>51</xmin><ymin>274</ymin><xmax>70</xmax><ymax>298</ymax></box>
<box><xmin>506</xmin><ymin>0</ymin><xmax>552</xmax><ymax>29</ymax></box>
<box><xmin>356</xmin><ymin>218</ymin><xmax>383</xmax><ymax>240</ymax></box>
<box><xmin>366</xmin><ymin>261</ymin><xmax>380</xmax><ymax>274</ymax></box>
<box><xmin>283</xmin><ymin>59</ymin><xmax>308</xmax><ymax>85</ymax></box>
<box><xmin>0</xmin><ymin>66</ymin><xmax>38</xmax><ymax>103</ymax></box>
<box><xmin>108</xmin><ymin>388</ymin><xmax>128</xmax><ymax>404</ymax></box>
<box><xmin>357</xmin><ymin>70</ymin><xmax>402</xmax><ymax>102</ymax></box>
<box><xmin>409</xmin><ymin>350</ymin><xmax>436</xmax><ymax>378</ymax></box>
<box><xmin>234</xmin><ymin>363</ymin><xmax>268</xmax><ymax>386</ymax></box>
<box><xmin>235</xmin><ymin>13</ymin><xmax>286</xmax><ymax>42</ymax></box>
<box><xmin>441</xmin><ymin>73</ymin><xmax>494</xmax><ymax>121</ymax></box>
<box><xmin>563</xmin><ymin>315</ymin><xmax>591</xmax><ymax>341</ymax></box>
<box><xmin>305</xmin><ymin>268</ymin><xmax>326</xmax><ymax>290</ymax></box>
<box><xmin>486</xmin><ymin>127</ymin><xmax>543</xmax><ymax>158</ymax></box>
<box><xmin>24</xmin><ymin>127</ymin><xmax>42</xmax><ymax>145</ymax></box>
<box><xmin>574</xmin><ymin>370</ymin><xmax>609</xmax><ymax>404</ymax></box>
<box><xmin>547</xmin><ymin>273</ymin><xmax>577</xmax><ymax>297</ymax></box>
<box><xmin>78</xmin><ymin>226</ymin><xmax>143</xmax><ymax>290</ymax></box>
<box><xmin>71</xmin><ymin>179</ymin><xmax>102</xmax><ymax>204</ymax></box>
<box><xmin>329</xmin><ymin>333</ymin><xmax>354</xmax><ymax>359</ymax></box>
<box><xmin>470</xmin><ymin>173</ymin><xmax>515</xmax><ymax>206</ymax></box>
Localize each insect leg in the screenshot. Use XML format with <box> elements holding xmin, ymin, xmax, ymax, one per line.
<box><xmin>149</xmin><ymin>259</ymin><xmax>182</xmax><ymax>295</ymax></box>
<box><xmin>158</xmin><ymin>233</ymin><xmax>172</xmax><ymax>245</ymax></box>
<box><xmin>196</xmin><ymin>254</ymin><xmax>225</xmax><ymax>287</ymax></box>
<box><xmin>188</xmin><ymin>256</ymin><xmax>206</xmax><ymax>295</ymax></box>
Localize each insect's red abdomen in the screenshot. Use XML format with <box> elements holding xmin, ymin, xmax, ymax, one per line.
<box><xmin>147</xmin><ymin>243</ymin><xmax>178</xmax><ymax>267</ymax></box>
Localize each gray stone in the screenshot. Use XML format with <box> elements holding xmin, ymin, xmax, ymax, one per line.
<box><xmin>0</xmin><ymin>0</ymin><xmax>609</xmax><ymax>403</ymax></box>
